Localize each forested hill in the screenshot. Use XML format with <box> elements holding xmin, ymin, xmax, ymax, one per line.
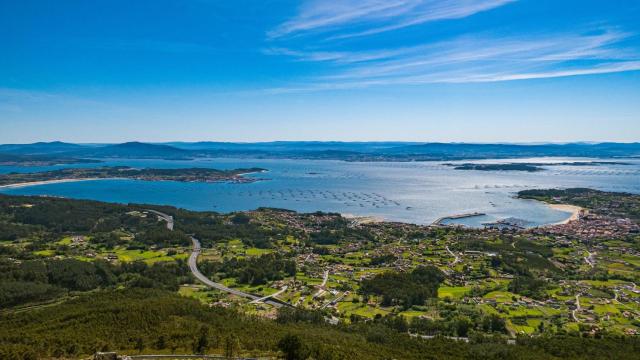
<box><xmin>2</xmin><ymin>141</ymin><xmax>640</xmax><ymax>162</ymax></box>
<box><xmin>2</xmin><ymin>288</ymin><xmax>639</xmax><ymax>360</ymax></box>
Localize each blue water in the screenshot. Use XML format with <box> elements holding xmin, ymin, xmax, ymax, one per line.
<box><xmin>1</xmin><ymin>157</ymin><xmax>639</xmax><ymax>226</ymax></box>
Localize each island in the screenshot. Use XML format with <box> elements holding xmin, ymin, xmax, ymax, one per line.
<box><xmin>447</xmin><ymin>163</ymin><xmax>542</xmax><ymax>172</ymax></box>
<box><xmin>0</xmin><ymin>166</ymin><xmax>266</xmax><ymax>188</ymax></box>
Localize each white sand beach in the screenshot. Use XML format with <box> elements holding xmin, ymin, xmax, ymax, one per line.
<box><xmin>548</xmin><ymin>203</ymin><xmax>583</xmax><ymax>225</ymax></box>
<box><xmin>0</xmin><ymin>178</ymin><xmax>101</xmax><ymax>189</ymax></box>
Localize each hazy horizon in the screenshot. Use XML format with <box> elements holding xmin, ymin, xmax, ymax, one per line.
<box><xmin>3</xmin><ymin>140</ymin><xmax>640</xmax><ymax>146</ymax></box>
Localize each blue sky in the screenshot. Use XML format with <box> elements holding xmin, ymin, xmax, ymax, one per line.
<box><xmin>1</xmin><ymin>0</ymin><xmax>639</xmax><ymax>143</ymax></box>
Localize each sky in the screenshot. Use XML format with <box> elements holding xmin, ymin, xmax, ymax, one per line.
<box><xmin>1</xmin><ymin>0</ymin><xmax>640</xmax><ymax>143</ymax></box>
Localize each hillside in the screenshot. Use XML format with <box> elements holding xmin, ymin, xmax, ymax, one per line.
<box><xmin>2</xmin><ymin>289</ymin><xmax>639</xmax><ymax>359</ymax></box>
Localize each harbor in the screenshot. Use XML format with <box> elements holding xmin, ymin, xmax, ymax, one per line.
<box><xmin>431</xmin><ymin>212</ymin><xmax>486</xmax><ymax>226</ymax></box>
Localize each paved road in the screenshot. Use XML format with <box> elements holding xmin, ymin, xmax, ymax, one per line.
<box><xmin>147</xmin><ymin>209</ymin><xmax>174</xmax><ymax>230</ymax></box>
<box><xmin>250</xmin><ymin>286</ymin><xmax>288</xmax><ymax>304</ymax></box>
<box><xmin>148</xmin><ymin>209</ymin><xmax>286</xmax><ymax>308</ymax></box>
<box><xmin>321</xmin><ymin>291</ymin><xmax>347</xmax><ymax>309</ymax></box>
<box><xmin>188</xmin><ymin>237</ymin><xmax>262</xmax><ymax>300</ymax></box>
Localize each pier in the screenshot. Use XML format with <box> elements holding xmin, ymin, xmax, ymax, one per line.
<box><xmin>431</xmin><ymin>212</ymin><xmax>486</xmax><ymax>226</ymax></box>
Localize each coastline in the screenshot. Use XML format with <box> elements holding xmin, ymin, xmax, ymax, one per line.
<box><xmin>0</xmin><ymin>178</ymin><xmax>103</xmax><ymax>189</ymax></box>
<box><xmin>547</xmin><ymin>203</ymin><xmax>583</xmax><ymax>225</ymax></box>
<box><xmin>0</xmin><ymin>169</ymin><xmax>265</xmax><ymax>190</ymax></box>
<box><xmin>341</xmin><ymin>213</ymin><xmax>385</xmax><ymax>224</ymax></box>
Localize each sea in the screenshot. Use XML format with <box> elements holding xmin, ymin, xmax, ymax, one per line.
<box><xmin>1</xmin><ymin>157</ymin><xmax>639</xmax><ymax>227</ymax></box>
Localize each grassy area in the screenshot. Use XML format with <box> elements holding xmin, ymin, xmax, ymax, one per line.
<box><xmin>33</xmin><ymin>249</ymin><xmax>55</xmax><ymax>257</ymax></box>
<box><xmin>246</xmin><ymin>247</ymin><xmax>273</xmax><ymax>256</ymax></box>
<box><xmin>438</xmin><ymin>286</ymin><xmax>471</xmax><ymax>299</ymax></box>
<box><xmin>57</xmin><ymin>236</ymin><xmax>72</xmax><ymax>245</ymax></box>
<box><xmin>105</xmin><ymin>248</ymin><xmax>188</xmax><ymax>263</ymax></box>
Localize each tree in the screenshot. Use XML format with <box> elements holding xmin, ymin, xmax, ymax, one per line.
<box><xmin>134</xmin><ymin>337</ymin><xmax>145</xmax><ymax>353</ymax></box>
<box><xmin>454</xmin><ymin>316</ymin><xmax>472</xmax><ymax>337</ymax></box>
<box><xmin>193</xmin><ymin>326</ymin><xmax>209</xmax><ymax>354</ymax></box>
<box><xmin>278</xmin><ymin>334</ymin><xmax>305</xmax><ymax>360</ymax></box>
<box><xmin>224</xmin><ymin>334</ymin><xmax>240</xmax><ymax>359</ymax></box>
<box><xmin>155</xmin><ymin>335</ymin><xmax>166</xmax><ymax>350</ymax></box>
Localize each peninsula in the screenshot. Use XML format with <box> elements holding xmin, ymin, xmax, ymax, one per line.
<box><xmin>0</xmin><ymin>166</ymin><xmax>266</xmax><ymax>188</ymax></box>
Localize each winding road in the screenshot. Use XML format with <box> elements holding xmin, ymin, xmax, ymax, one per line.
<box><xmin>584</xmin><ymin>250</ymin><xmax>596</xmax><ymax>268</ymax></box>
<box><xmin>149</xmin><ymin>209</ymin><xmax>286</xmax><ymax>308</ymax></box>
<box><xmin>446</xmin><ymin>245</ymin><xmax>461</xmax><ymax>266</ymax></box>
<box><xmin>572</xmin><ymin>294</ymin><xmax>581</xmax><ymax>322</ymax></box>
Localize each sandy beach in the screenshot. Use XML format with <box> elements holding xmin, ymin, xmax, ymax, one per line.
<box><xmin>548</xmin><ymin>203</ymin><xmax>584</xmax><ymax>225</ymax></box>
<box><xmin>0</xmin><ymin>178</ymin><xmax>102</xmax><ymax>189</ymax></box>
<box><xmin>342</xmin><ymin>213</ymin><xmax>385</xmax><ymax>224</ymax></box>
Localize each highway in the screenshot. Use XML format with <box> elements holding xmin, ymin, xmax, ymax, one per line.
<box><xmin>250</xmin><ymin>286</ymin><xmax>288</xmax><ymax>304</ymax></box>
<box><xmin>147</xmin><ymin>209</ymin><xmax>174</xmax><ymax>230</ymax></box>
<box><xmin>148</xmin><ymin>209</ymin><xmax>286</xmax><ymax>308</ymax></box>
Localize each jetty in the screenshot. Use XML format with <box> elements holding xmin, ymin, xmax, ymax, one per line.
<box><xmin>431</xmin><ymin>212</ymin><xmax>486</xmax><ymax>226</ymax></box>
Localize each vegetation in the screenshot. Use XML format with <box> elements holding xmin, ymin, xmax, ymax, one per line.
<box><xmin>450</xmin><ymin>163</ymin><xmax>542</xmax><ymax>172</ymax></box>
<box><xmin>360</xmin><ymin>266</ymin><xmax>444</xmax><ymax>308</ymax></box>
<box><xmin>2</xmin><ymin>289</ymin><xmax>640</xmax><ymax>359</ymax></box>
<box><xmin>0</xmin><ymin>191</ymin><xmax>639</xmax><ymax>358</ymax></box>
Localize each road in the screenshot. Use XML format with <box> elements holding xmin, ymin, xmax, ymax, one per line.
<box><xmin>312</xmin><ymin>270</ymin><xmax>329</xmax><ymax>299</ymax></box>
<box><xmin>321</xmin><ymin>292</ymin><xmax>347</xmax><ymax>309</ymax></box>
<box><xmin>572</xmin><ymin>294</ymin><xmax>581</xmax><ymax>322</ymax></box>
<box><xmin>148</xmin><ymin>209</ymin><xmax>286</xmax><ymax>308</ymax></box>
<box><xmin>147</xmin><ymin>209</ymin><xmax>174</xmax><ymax>230</ymax></box>
<box><xmin>584</xmin><ymin>250</ymin><xmax>596</xmax><ymax>268</ymax></box>
<box><xmin>446</xmin><ymin>246</ymin><xmax>461</xmax><ymax>266</ymax></box>
<box><xmin>250</xmin><ymin>286</ymin><xmax>288</xmax><ymax>304</ymax></box>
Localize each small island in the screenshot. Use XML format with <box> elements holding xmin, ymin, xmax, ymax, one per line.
<box><xmin>0</xmin><ymin>166</ymin><xmax>266</xmax><ymax>188</ymax></box>
<box><xmin>448</xmin><ymin>163</ymin><xmax>542</xmax><ymax>172</ymax></box>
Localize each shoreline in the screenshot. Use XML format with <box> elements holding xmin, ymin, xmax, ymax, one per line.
<box><xmin>0</xmin><ymin>178</ymin><xmax>103</xmax><ymax>189</ymax></box>
<box><xmin>341</xmin><ymin>213</ymin><xmax>385</xmax><ymax>224</ymax></box>
<box><xmin>0</xmin><ymin>178</ymin><xmax>585</xmax><ymax>229</ymax></box>
<box><xmin>547</xmin><ymin>203</ymin><xmax>583</xmax><ymax>225</ymax></box>
<box><xmin>0</xmin><ymin>169</ymin><xmax>265</xmax><ymax>190</ymax></box>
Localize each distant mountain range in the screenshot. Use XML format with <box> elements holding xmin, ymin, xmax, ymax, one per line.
<box><xmin>1</xmin><ymin>141</ymin><xmax>639</xmax><ymax>163</ymax></box>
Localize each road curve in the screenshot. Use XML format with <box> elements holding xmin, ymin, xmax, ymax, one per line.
<box><xmin>188</xmin><ymin>237</ymin><xmax>286</xmax><ymax>307</ymax></box>
<box><xmin>148</xmin><ymin>209</ymin><xmax>285</xmax><ymax>307</ymax></box>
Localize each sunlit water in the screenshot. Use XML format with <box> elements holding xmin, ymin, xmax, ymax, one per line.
<box><xmin>1</xmin><ymin>157</ymin><xmax>639</xmax><ymax>226</ymax></box>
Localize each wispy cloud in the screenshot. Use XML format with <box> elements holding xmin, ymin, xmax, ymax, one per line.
<box><xmin>268</xmin><ymin>0</ymin><xmax>515</xmax><ymax>39</ymax></box>
<box><xmin>265</xmin><ymin>29</ymin><xmax>640</xmax><ymax>91</ymax></box>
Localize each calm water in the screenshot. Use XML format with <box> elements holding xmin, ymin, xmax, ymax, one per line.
<box><xmin>1</xmin><ymin>157</ymin><xmax>639</xmax><ymax>226</ymax></box>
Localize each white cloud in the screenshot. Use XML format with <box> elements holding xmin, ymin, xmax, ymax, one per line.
<box><xmin>266</xmin><ymin>29</ymin><xmax>640</xmax><ymax>90</ymax></box>
<box><xmin>268</xmin><ymin>0</ymin><xmax>515</xmax><ymax>39</ymax></box>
